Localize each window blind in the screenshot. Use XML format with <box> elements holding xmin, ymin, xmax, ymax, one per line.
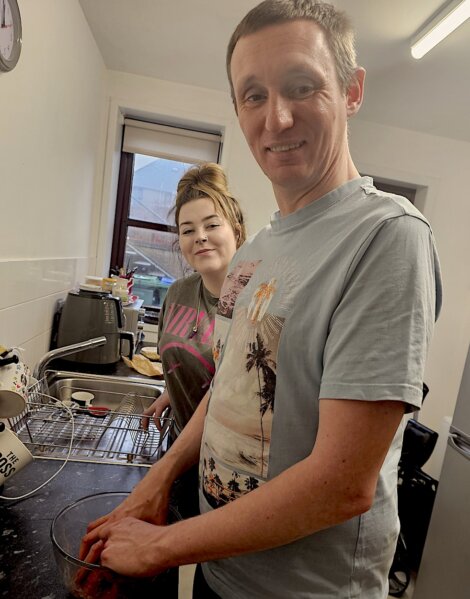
<box><xmin>123</xmin><ymin>119</ymin><xmax>222</xmax><ymax>164</ymax></box>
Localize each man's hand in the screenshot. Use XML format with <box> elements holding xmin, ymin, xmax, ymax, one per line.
<box><xmin>79</xmin><ymin>390</ymin><xmax>209</xmax><ymax>570</ymax></box>
<box><xmin>79</xmin><ymin>477</ymin><xmax>170</xmax><ymax>561</ymax></box>
<box><xmin>99</xmin><ymin>517</ymin><xmax>171</xmax><ymax>578</ymax></box>
<box><xmin>74</xmin><ymin>539</ymin><xmax>122</xmax><ymax>598</ymax></box>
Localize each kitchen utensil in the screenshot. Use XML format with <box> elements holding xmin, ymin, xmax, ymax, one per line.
<box><xmin>0</xmin><ymin>354</ymin><xmax>29</xmax><ymax>417</ymax></box>
<box><xmin>87</xmin><ymin>406</ymin><xmax>109</xmax><ymax>418</ymax></box>
<box><xmin>108</xmin><ymin>392</ymin><xmax>154</xmax><ymax>454</ymax></box>
<box><xmin>0</xmin><ymin>423</ymin><xmax>34</xmax><ymax>484</ymax></box>
<box><xmin>89</xmin><ymin>392</ymin><xmax>168</xmax><ymax>459</ymax></box>
<box><xmin>0</xmin><ymin>355</ymin><xmax>20</xmax><ymax>368</ymax></box>
<box><xmin>56</xmin><ymin>289</ymin><xmax>134</xmax><ymax>365</ymax></box>
<box><xmin>122</xmin><ymin>299</ymin><xmax>145</xmax><ymax>341</ymax></box>
<box><xmin>51</xmin><ymin>492</ymin><xmax>181</xmax><ymax>598</ymax></box>
<box><xmin>70</xmin><ymin>391</ymin><xmax>94</xmax><ymax>407</ymax></box>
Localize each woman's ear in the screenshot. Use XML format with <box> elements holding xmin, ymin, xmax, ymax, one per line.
<box><xmin>235</xmin><ymin>225</ymin><xmax>242</xmax><ymax>247</ymax></box>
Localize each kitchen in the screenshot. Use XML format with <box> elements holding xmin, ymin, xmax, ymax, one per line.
<box><xmin>1</xmin><ymin>0</ymin><xmax>470</xmax><ymax>597</ymax></box>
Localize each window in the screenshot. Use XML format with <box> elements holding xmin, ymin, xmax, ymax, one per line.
<box><xmin>111</xmin><ymin>120</ymin><xmax>222</xmax><ymax>308</ymax></box>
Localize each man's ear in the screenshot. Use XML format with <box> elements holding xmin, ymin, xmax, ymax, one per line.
<box><xmin>346</xmin><ymin>67</ymin><xmax>366</xmax><ymax>118</ymax></box>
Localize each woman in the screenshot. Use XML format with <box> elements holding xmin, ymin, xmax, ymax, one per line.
<box><xmin>143</xmin><ymin>162</ymin><xmax>246</xmax><ymax>518</ymax></box>
<box><xmin>77</xmin><ymin>164</ymin><xmax>245</xmax><ymax>599</ymax></box>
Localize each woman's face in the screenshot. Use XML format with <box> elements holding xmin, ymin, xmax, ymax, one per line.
<box><xmin>178</xmin><ymin>197</ymin><xmax>238</xmax><ymax>277</ymax></box>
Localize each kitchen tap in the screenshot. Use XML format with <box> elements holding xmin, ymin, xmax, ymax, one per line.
<box><xmin>33</xmin><ymin>337</ymin><xmax>107</xmax><ymax>381</ymax></box>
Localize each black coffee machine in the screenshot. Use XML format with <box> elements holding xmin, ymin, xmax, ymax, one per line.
<box><xmin>55</xmin><ymin>288</ymin><xmax>134</xmax><ymax>365</ymax></box>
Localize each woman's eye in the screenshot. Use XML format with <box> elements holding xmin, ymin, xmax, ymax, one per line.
<box><xmin>181</xmin><ymin>229</ymin><xmax>193</xmax><ymax>235</ymax></box>
<box><xmin>207</xmin><ymin>223</ymin><xmax>220</xmax><ymax>229</ymax></box>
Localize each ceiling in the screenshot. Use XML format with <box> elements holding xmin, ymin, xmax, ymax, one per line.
<box><xmin>79</xmin><ymin>0</ymin><xmax>470</xmax><ymax>142</ymax></box>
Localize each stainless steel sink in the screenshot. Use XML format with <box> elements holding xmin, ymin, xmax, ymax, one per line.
<box><xmin>10</xmin><ymin>370</ymin><xmax>171</xmax><ymax>467</ymax></box>
<box><xmin>44</xmin><ymin>370</ymin><xmax>165</xmax><ymax>411</ymax></box>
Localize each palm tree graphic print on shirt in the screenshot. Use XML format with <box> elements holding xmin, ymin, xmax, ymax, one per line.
<box><xmin>247</xmin><ymin>278</ymin><xmax>277</xmax><ymax>323</ymax></box>
<box><xmin>246</xmin><ymin>333</ymin><xmax>276</xmax><ymax>477</ymax></box>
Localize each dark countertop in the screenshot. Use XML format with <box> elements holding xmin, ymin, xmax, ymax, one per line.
<box><xmin>0</xmin><ymin>460</ymin><xmax>149</xmax><ymax>598</ymax></box>
<box><xmin>1</xmin><ymin>349</ymin><xmax>165</xmax><ymax>599</ymax></box>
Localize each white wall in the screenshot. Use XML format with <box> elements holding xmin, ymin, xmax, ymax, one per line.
<box><xmin>350</xmin><ymin>118</ymin><xmax>470</xmax><ymax>479</ymax></box>
<box><xmin>0</xmin><ymin>0</ymin><xmax>107</xmax><ymax>368</ymax></box>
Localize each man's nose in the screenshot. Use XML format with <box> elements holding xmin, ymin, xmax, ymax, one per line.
<box><xmin>265</xmin><ymin>95</ymin><xmax>294</xmax><ymax>133</ymax></box>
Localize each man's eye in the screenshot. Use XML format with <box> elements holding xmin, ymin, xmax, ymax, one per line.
<box><xmin>245</xmin><ymin>93</ymin><xmax>265</xmax><ymax>103</ymax></box>
<box><xmin>292</xmin><ymin>85</ymin><xmax>314</xmax><ymax>98</ymax></box>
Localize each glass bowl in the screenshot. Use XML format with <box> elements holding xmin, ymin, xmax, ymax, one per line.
<box><xmin>50</xmin><ymin>491</ymin><xmax>180</xmax><ymax>598</ymax></box>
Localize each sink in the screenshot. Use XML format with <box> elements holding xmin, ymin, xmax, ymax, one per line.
<box><xmin>43</xmin><ymin>370</ymin><xmax>165</xmax><ymax>411</ymax></box>
<box><xmin>10</xmin><ymin>370</ymin><xmax>171</xmax><ymax>467</ymax></box>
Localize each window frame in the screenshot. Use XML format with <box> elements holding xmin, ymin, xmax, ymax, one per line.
<box><xmin>110</xmin><ymin>120</ymin><xmax>222</xmax><ymax>276</ymax></box>
<box><xmin>110</xmin><ymin>151</ymin><xmax>178</xmax><ymax>272</ymax></box>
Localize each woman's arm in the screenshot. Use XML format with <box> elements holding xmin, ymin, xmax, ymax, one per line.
<box><xmin>141</xmin><ymin>389</ymin><xmax>171</xmax><ymax>431</ymax></box>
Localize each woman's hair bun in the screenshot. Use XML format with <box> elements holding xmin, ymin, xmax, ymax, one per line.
<box><xmin>173</xmin><ymin>162</ymin><xmax>247</xmax><ymax>248</ymax></box>
<box><xmin>177</xmin><ymin>163</ymin><xmax>229</xmax><ymax>197</ymax></box>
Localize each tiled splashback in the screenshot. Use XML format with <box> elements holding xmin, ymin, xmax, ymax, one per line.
<box><xmin>0</xmin><ymin>257</ymin><xmax>91</xmax><ymax>370</ymax></box>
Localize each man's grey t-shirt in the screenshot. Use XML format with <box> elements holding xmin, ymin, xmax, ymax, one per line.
<box><xmin>199</xmin><ymin>177</ymin><xmax>442</xmax><ymax>598</ymax></box>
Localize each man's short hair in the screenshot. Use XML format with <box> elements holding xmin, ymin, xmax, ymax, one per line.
<box><xmin>226</xmin><ymin>0</ymin><xmax>357</xmax><ymax>102</ymax></box>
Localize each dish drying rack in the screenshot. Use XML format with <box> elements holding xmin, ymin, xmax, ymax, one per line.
<box><xmin>8</xmin><ymin>378</ymin><xmax>173</xmax><ymax>467</ymax></box>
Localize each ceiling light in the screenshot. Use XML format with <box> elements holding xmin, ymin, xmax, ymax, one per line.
<box><xmin>411</xmin><ymin>0</ymin><xmax>470</xmax><ymax>59</ymax></box>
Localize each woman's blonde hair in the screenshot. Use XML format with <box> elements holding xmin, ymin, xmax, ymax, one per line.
<box><xmin>173</xmin><ymin>163</ymin><xmax>246</xmax><ymax>248</ymax></box>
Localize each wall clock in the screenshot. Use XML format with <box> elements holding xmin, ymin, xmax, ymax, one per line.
<box><xmin>0</xmin><ymin>0</ymin><xmax>22</xmax><ymax>72</ymax></box>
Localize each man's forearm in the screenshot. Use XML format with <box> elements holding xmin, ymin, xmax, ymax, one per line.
<box><xmin>99</xmin><ymin>452</ymin><xmax>358</xmax><ymax>577</ymax></box>
<box><xmin>158</xmin><ymin>448</ymin><xmax>363</xmax><ymax>569</ymax></box>
<box><xmin>151</xmin><ymin>398</ymin><xmax>405</xmax><ymax>569</ymax></box>
<box><xmin>97</xmin><ymin>399</ymin><xmax>405</xmax><ymax>578</ymax></box>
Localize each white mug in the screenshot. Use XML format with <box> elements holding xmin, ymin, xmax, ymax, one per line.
<box><xmin>0</xmin><ymin>424</ymin><xmax>33</xmax><ymax>485</ymax></box>
<box><xmin>0</xmin><ymin>357</ymin><xmax>30</xmax><ymax>418</ymax></box>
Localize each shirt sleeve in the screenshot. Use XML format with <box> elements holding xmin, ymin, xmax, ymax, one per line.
<box><xmin>157</xmin><ymin>294</ymin><xmax>168</xmax><ymax>353</ymax></box>
<box><xmin>319</xmin><ymin>214</ymin><xmax>441</xmax><ymax>412</ymax></box>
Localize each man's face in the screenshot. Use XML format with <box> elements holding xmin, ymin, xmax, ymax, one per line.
<box><xmin>230</xmin><ymin>20</ymin><xmax>362</xmax><ymax>199</ymax></box>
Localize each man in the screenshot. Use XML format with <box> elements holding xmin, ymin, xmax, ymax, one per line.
<box><xmin>82</xmin><ymin>1</ymin><xmax>442</xmax><ymax>597</ymax></box>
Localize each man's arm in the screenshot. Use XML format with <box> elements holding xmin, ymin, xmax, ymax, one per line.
<box><xmin>99</xmin><ymin>398</ymin><xmax>404</xmax><ymax>575</ymax></box>
<box><xmin>79</xmin><ymin>389</ymin><xmax>209</xmax><ymax>558</ymax></box>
